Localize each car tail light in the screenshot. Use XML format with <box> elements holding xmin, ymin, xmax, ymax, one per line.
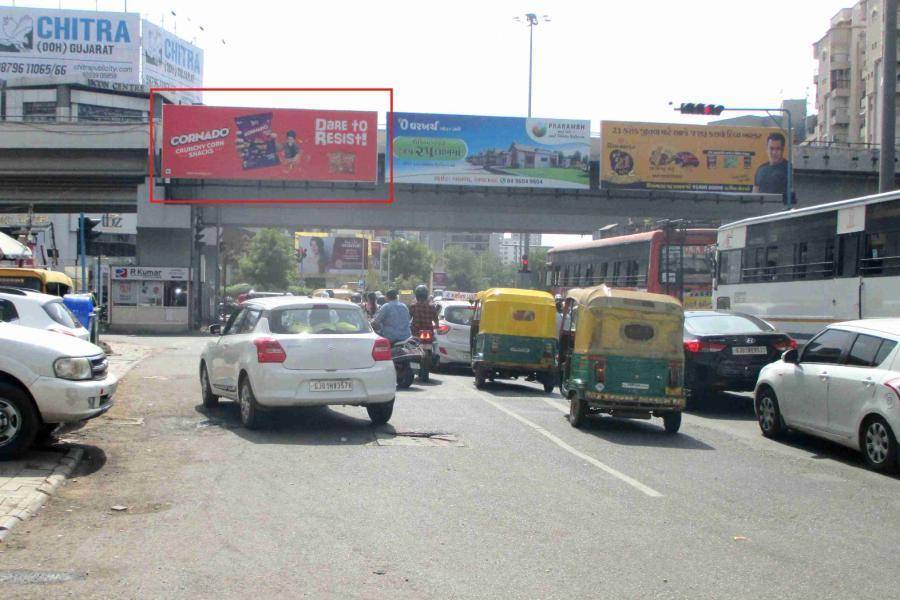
<box><xmin>419</xmin><ymin>330</ymin><xmax>433</xmax><ymax>342</ymax></box>
<box><xmin>684</xmin><ymin>340</ymin><xmax>726</xmax><ymax>353</ymax></box>
<box><xmin>437</xmin><ymin>324</ymin><xmax>451</xmax><ymax>335</ymax></box>
<box><xmin>372</xmin><ymin>337</ymin><xmax>392</xmax><ymax>361</ymax></box>
<box><xmin>668</xmin><ymin>362</ymin><xmax>682</xmax><ymax>388</ymax></box>
<box><xmin>773</xmin><ymin>338</ymin><xmax>798</xmax><ymax>351</ymax></box>
<box><xmin>254</xmin><ymin>337</ymin><xmax>286</xmax><ymax>363</ymax></box>
<box><xmin>884</xmin><ymin>377</ymin><xmax>900</xmax><ymax>402</ymax></box>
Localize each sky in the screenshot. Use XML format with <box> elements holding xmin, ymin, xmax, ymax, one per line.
<box><xmin>11</xmin><ymin>0</ymin><xmax>856</xmax><ymax>244</ymax></box>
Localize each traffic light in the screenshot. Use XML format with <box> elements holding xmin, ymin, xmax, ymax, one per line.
<box><xmin>194</xmin><ymin>217</ymin><xmax>206</xmax><ymax>245</ymax></box>
<box><xmin>76</xmin><ymin>216</ymin><xmax>102</xmax><ymax>256</ymax></box>
<box><xmin>520</xmin><ymin>254</ymin><xmax>530</xmax><ymax>273</ymax></box>
<box><xmin>678</xmin><ymin>103</ymin><xmax>725</xmax><ymax>116</ymax></box>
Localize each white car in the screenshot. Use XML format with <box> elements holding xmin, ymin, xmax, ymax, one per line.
<box><xmin>433</xmin><ymin>301</ymin><xmax>474</xmax><ymax>367</ymax></box>
<box><xmin>0</xmin><ymin>322</ymin><xmax>117</xmax><ymax>459</ymax></box>
<box><xmin>0</xmin><ymin>287</ymin><xmax>89</xmax><ymax>340</ymax></box>
<box><xmin>755</xmin><ymin>319</ymin><xmax>900</xmax><ymax>472</ymax></box>
<box><xmin>199</xmin><ymin>297</ymin><xmax>396</xmax><ymax>428</ymax></box>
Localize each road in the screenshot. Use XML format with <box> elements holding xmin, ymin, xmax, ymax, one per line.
<box><xmin>1</xmin><ymin>335</ymin><xmax>899</xmax><ymax>599</ymax></box>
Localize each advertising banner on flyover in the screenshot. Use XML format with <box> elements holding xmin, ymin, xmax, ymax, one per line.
<box><xmin>390</xmin><ymin>112</ymin><xmax>590</xmax><ymax>189</ymax></box>
<box><xmin>162</xmin><ymin>105</ymin><xmax>378</xmax><ymax>182</ymax></box>
<box><xmin>0</xmin><ymin>6</ymin><xmax>140</xmax><ymax>84</ymax></box>
<box><xmin>297</xmin><ymin>235</ymin><xmax>368</xmax><ymax>275</ymax></box>
<box><xmin>600</xmin><ymin>121</ymin><xmax>789</xmax><ymax>194</ymax></box>
<box><xmin>141</xmin><ymin>20</ymin><xmax>203</xmax><ymax>104</ymax></box>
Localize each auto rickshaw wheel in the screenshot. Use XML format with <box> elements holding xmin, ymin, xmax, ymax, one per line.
<box><xmin>663</xmin><ymin>411</ymin><xmax>682</xmax><ymax>434</ymax></box>
<box><xmin>474</xmin><ymin>368</ymin><xmax>487</xmax><ymax>389</ymax></box>
<box><xmin>568</xmin><ymin>395</ymin><xmax>586</xmax><ymax>428</ymax></box>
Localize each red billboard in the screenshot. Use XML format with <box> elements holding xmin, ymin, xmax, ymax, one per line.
<box><xmin>161</xmin><ymin>105</ymin><xmax>377</xmax><ymax>182</ymax></box>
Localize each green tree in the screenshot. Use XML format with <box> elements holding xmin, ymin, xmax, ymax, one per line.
<box><xmin>238</xmin><ymin>228</ymin><xmax>295</xmax><ymax>290</ymax></box>
<box><xmin>384</xmin><ymin>239</ymin><xmax>431</xmax><ymax>288</ymax></box>
<box><xmin>479</xmin><ymin>253</ymin><xmax>517</xmax><ymax>288</ymax></box>
<box><xmin>442</xmin><ymin>245</ymin><xmax>480</xmax><ymax>292</ymax></box>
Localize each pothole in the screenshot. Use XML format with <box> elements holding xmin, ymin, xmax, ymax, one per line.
<box><xmin>373</xmin><ymin>431</ymin><xmax>463</xmax><ymax>447</ymax></box>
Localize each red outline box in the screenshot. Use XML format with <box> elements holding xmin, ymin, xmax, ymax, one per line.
<box><xmin>148</xmin><ymin>87</ymin><xmax>394</xmax><ymax>204</ymax></box>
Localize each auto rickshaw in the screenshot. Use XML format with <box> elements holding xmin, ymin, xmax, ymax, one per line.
<box><xmin>559</xmin><ymin>285</ymin><xmax>685</xmax><ymax>433</ymax></box>
<box><xmin>470</xmin><ymin>288</ymin><xmax>558</xmax><ymax>392</ymax></box>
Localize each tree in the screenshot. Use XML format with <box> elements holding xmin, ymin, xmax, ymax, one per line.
<box><xmin>384</xmin><ymin>239</ymin><xmax>431</xmax><ymax>288</ymax></box>
<box><xmin>442</xmin><ymin>245</ymin><xmax>480</xmax><ymax>292</ymax></box>
<box><xmin>238</xmin><ymin>228</ymin><xmax>295</xmax><ymax>290</ymax></box>
<box><xmin>478</xmin><ymin>253</ymin><xmax>517</xmax><ymax>288</ymax></box>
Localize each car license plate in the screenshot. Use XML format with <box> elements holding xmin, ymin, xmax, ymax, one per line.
<box><xmin>309</xmin><ymin>380</ymin><xmax>353</xmax><ymax>392</ymax></box>
<box><xmin>732</xmin><ymin>346</ymin><xmax>767</xmax><ymax>355</ymax></box>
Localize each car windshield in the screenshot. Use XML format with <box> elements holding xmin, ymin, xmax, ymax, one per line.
<box><xmin>444</xmin><ymin>305</ymin><xmax>474</xmax><ymax>326</ymax></box>
<box><xmin>685</xmin><ymin>313</ymin><xmax>773</xmax><ymax>334</ymax></box>
<box><xmin>43</xmin><ymin>300</ymin><xmax>80</xmax><ymax>329</ymax></box>
<box><xmin>270</xmin><ymin>306</ymin><xmax>370</xmax><ymax>334</ymax></box>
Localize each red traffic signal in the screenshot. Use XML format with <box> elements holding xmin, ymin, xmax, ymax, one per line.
<box><xmin>678</xmin><ymin>103</ymin><xmax>725</xmax><ymax>116</ymax></box>
<box><xmin>520</xmin><ymin>254</ymin><xmax>530</xmax><ymax>273</ymax></box>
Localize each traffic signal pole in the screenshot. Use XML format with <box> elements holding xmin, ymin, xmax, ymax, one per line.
<box><xmin>879</xmin><ymin>0</ymin><xmax>897</xmax><ymax>193</ymax></box>
<box><xmin>79</xmin><ymin>213</ymin><xmax>87</xmax><ymax>292</ymax></box>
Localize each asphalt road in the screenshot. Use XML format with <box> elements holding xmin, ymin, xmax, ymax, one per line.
<box><xmin>1</xmin><ymin>335</ymin><xmax>899</xmax><ymax>599</ymax></box>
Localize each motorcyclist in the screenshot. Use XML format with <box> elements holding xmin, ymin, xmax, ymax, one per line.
<box><xmin>372</xmin><ymin>289</ymin><xmax>411</xmax><ymax>344</ymax></box>
<box><xmin>409</xmin><ymin>284</ymin><xmax>440</xmax><ymax>337</ymax></box>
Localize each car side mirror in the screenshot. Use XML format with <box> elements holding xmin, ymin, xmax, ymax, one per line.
<box><xmin>209</xmin><ymin>323</ymin><xmax>223</xmax><ymax>336</ymax></box>
<box><xmin>782</xmin><ymin>348</ymin><xmax>798</xmax><ymax>364</ymax></box>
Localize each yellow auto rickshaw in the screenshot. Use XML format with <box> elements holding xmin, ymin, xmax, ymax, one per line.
<box><xmin>470</xmin><ymin>288</ymin><xmax>558</xmax><ymax>392</ymax></box>
<box><xmin>559</xmin><ymin>285</ymin><xmax>685</xmax><ymax>433</ymax></box>
<box><xmin>0</xmin><ymin>267</ymin><xmax>74</xmax><ymax>297</ymax></box>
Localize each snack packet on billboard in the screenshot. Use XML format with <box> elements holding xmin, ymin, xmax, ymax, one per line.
<box><xmin>234</xmin><ymin>112</ymin><xmax>280</xmax><ymax>170</ymax></box>
<box><xmin>328</xmin><ymin>151</ymin><xmax>356</xmax><ymax>174</ymax></box>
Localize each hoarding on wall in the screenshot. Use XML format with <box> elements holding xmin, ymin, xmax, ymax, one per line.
<box><xmin>297</xmin><ymin>236</ymin><xmax>368</xmax><ymax>275</ymax></box>
<box><xmin>0</xmin><ymin>7</ymin><xmax>140</xmax><ymax>84</ymax></box>
<box><xmin>370</xmin><ymin>241</ymin><xmax>383</xmax><ymax>271</ymax></box>
<box><xmin>600</xmin><ymin>121</ymin><xmax>789</xmax><ymax>194</ymax></box>
<box><xmin>390</xmin><ymin>112</ymin><xmax>591</xmax><ymax>189</ymax></box>
<box><xmin>141</xmin><ymin>20</ymin><xmax>203</xmax><ymax>104</ymax></box>
<box><xmin>162</xmin><ymin>105</ymin><xmax>378</xmax><ymax>182</ymax></box>
<box><xmin>112</xmin><ymin>266</ymin><xmax>189</xmax><ymax>281</ymax></box>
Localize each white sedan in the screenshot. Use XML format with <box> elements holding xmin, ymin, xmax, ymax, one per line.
<box><xmin>755</xmin><ymin>319</ymin><xmax>900</xmax><ymax>472</ymax></box>
<box><xmin>199</xmin><ymin>297</ymin><xmax>396</xmax><ymax>428</ymax></box>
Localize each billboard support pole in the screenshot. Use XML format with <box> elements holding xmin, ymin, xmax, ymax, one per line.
<box><xmin>880</xmin><ymin>0</ymin><xmax>898</xmax><ymax>193</ymax></box>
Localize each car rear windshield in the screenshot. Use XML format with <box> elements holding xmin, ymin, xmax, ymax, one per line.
<box><xmin>685</xmin><ymin>314</ymin><xmax>773</xmax><ymax>335</ymax></box>
<box><xmin>43</xmin><ymin>300</ymin><xmax>79</xmax><ymax>329</ymax></box>
<box><xmin>270</xmin><ymin>306</ymin><xmax>371</xmax><ymax>334</ymax></box>
<box><xmin>444</xmin><ymin>305</ymin><xmax>474</xmax><ymax>326</ymax></box>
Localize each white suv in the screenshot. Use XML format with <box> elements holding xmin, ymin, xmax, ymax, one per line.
<box><xmin>0</xmin><ymin>322</ymin><xmax>118</xmax><ymax>459</ymax></box>
<box><xmin>755</xmin><ymin>319</ymin><xmax>900</xmax><ymax>472</ymax></box>
<box><xmin>199</xmin><ymin>297</ymin><xmax>396</xmax><ymax>429</ymax></box>
<box><xmin>0</xmin><ymin>287</ymin><xmax>89</xmax><ymax>340</ymax></box>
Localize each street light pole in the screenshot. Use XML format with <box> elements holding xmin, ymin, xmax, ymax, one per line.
<box><xmin>880</xmin><ymin>0</ymin><xmax>898</xmax><ymax>192</ymax></box>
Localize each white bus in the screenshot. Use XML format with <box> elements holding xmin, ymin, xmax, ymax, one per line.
<box><xmin>714</xmin><ymin>191</ymin><xmax>900</xmax><ymax>341</ymax></box>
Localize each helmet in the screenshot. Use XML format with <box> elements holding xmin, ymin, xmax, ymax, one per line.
<box><xmin>554</xmin><ymin>294</ymin><xmax>563</xmax><ymax>302</ymax></box>
<box><xmin>414</xmin><ymin>284</ymin><xmax>429</xmax><ymax>301</ymax></box>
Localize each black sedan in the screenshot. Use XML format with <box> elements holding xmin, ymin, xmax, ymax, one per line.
<box><xmin>683</xmin><ymin>311</ymin><xmax>795</xmax><ymax>404</ymax></box>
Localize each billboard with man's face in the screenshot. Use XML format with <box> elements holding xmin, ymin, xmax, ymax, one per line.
<box><xmin>297</xmin><ymin>236</ymin><xmax>368</xmax><ymax>275</ymax></box>
<box><xmin>600</xmin><ymin>121</ymin><xmax>789</xmax><ymax>195</ymax></box>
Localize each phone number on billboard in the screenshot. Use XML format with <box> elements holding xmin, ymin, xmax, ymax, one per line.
<box><xmin>0</xmin><ymin>62</ymin><xmax>67</xmax><ymax>76</ymax></box>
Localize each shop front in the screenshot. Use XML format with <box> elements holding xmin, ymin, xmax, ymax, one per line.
<box><xmin>109</xmin><ymin>266</ymin><xmax>190</xmax><ymax>332</ymax></box>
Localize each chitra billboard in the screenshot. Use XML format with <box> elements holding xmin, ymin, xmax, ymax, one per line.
<box><xmin>0</xmin><ymin>6</ymin><xmax>139</xmax><ymax>84</ymax></box>
<box><xmin>600</xmin><ymin>121</ymin><xmax>789</xmax><ymax>194</ymax></box>
<box><xmin>390</xmin><ymin>112</ymin><xmax>590</xmax><ymax>189</ymax></box>
<box><xmin>162</xmin><ymin>105</ymin><xmax>378</xmax><ymax>182</ymax></box>
<box><xmin>141</xmin><ymin>20</ymin><xmax>203</xmax><ymax>104</ymax></box>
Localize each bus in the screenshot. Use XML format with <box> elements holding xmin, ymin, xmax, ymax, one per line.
<box><xmin>714</xmin><ymin>191</ymin><xmax>900</xmax><ymax>340</ymax></box>
<box><xmin>546</xmin><ymin>228</ymin><xmax>717</xmax><ymax>308</ymax></box>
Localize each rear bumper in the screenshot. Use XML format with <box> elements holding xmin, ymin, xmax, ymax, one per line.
<box><xmin>686</xmin><ymin>363</ymin><xmax>765</xmax><ymax>392</ymax></box>
<box><xmin>583</xmin><ymin>390</ymin><xmax>685</xmax><ymax>412</ymax></box>
<box><xmin>30</xmin><ymin>374</ymin><xmax>118</xmax><ymax>424</ymax></box>
<box><xmin>248</xmin><ymin>363</ymin><xmax>396</xmax><ymax>408</ymax></box>
<box><xmin>435</xmin><ymin>339</ymin><xmax>470</xmax><ymax>364</ymax></box>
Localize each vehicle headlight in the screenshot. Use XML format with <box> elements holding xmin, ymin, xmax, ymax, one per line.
<box><xmin>53</xmin><ymin>357</ymin><xmax>92</xmax><ymax>380</ymax></box>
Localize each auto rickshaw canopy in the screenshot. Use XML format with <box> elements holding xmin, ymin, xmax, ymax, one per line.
<box><xmin>475</xmin><ymin>288</ymin><xmax>557</xmax><ymax>338</ymax></box>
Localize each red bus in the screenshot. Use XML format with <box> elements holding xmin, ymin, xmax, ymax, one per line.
<box><xmin>545</xmin><ymin>228</ymin><xmax>717</xmax><ymax>308</ymax></box>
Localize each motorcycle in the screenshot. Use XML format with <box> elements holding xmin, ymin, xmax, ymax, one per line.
<box><xmin>417</xmin><ymin>329</ymin><xmax>434</xmax><ymax>383</ymax></box>
<box><xmin>391</xmin><ymin>337</ymin><xmax>423</xmax><ymax>389</ymax></box>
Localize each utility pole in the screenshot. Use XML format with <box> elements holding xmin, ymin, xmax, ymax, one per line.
<box><xmin>880</xmin><ymin>0</ymin><xmax>898</xmax><ymax>192</ymax></box>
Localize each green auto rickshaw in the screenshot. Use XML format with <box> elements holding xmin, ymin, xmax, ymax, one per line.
<box><xmin>559</xmin><ymin>285</ymin><xmax>685</xmax><ymax>433</ymax></box>
<box><xmin>470</xmin><ymin>288</ymin><xmax>558</xmax><ymax>392</ymax></box>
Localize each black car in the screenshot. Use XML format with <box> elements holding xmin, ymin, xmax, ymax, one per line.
<box><xmin>683</xmin><ymin>310</ymin><xmax>795</xmax><ymax>403</ymax></box>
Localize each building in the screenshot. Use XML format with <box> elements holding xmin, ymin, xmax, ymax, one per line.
<box><xmin>812</xmin><ymin>1</ymin><xmax>900</xmax><ymax>145</ymax></box>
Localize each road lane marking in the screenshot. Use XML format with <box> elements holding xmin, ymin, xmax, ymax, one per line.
<box><xmin>478</xmin><ymin>394</ymin><xmax>663</xmax><ymax>498</ymax></box>
<box><xmin>543</xmin><ymin>398</ymin><xmax>568</xmax><ymax>413</ymax></box>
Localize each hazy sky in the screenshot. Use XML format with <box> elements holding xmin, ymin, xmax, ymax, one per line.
<box><xmin>15</xmin><ymin>0</ymin><xmax>856</xmax><ymax>243</ymax></box>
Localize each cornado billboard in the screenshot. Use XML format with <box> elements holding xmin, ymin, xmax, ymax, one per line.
<box><xmin>600</xmin><ymin>121</ymin><xmax>789</xmax><ymax>194</ymax></box>
<box><xmin>162</xmin><ymin>105</ymin><xmax>378</xmax><ymax>182</ymax></box>
<box><xmin>390</xmin><ymin>112</ymin><xmax>590</xmax><ymax>189</ymax></box>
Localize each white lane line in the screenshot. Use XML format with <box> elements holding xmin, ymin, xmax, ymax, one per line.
<box><xmin>478</xmin><ymin>394</ymin><xmax>663</xmax><ymax>498</ymax></box>
<box><xmin>543</xmin><ymin>397</ymin><xmax>568</xmax><ymax>413</ymax></box>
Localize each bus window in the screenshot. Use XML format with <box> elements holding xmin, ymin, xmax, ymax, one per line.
<box><xmin>718</xmin><ymin>249</ymin><xmax>742</xmax><ymax>285</ymax></box>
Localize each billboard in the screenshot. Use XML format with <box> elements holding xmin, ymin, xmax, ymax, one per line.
<box><xmin>600</xmin><ymin>121</ymin><xmax>789</xmax><ymax>194</ymax></box>
<box><xmin>0</xmin><ymin>6</ymin><xmax>139</xmax><ymax>84</ymax></box>
<box><xmin>297</xmin><ymin>236</ymin><xmax>368</xmax><ymax>275</ymax></box>
<box><xmin>162</xmin><ymin>105</ymin><xmax>378</xmax><ymax>182</ymax></box>
<box><xmin>390</xmin><ymin>112</ymin><xmax>590</xmax><ymax>189</ymax></box>
<box><xmin>141</xmin><ymin>20</ymin><xmax>203</xmax><ymax>104</ymax></box>
<box><xmin>370</xmin><ymin>240</ymin><xmax>383</xmax><ymax>271</ymax></box>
